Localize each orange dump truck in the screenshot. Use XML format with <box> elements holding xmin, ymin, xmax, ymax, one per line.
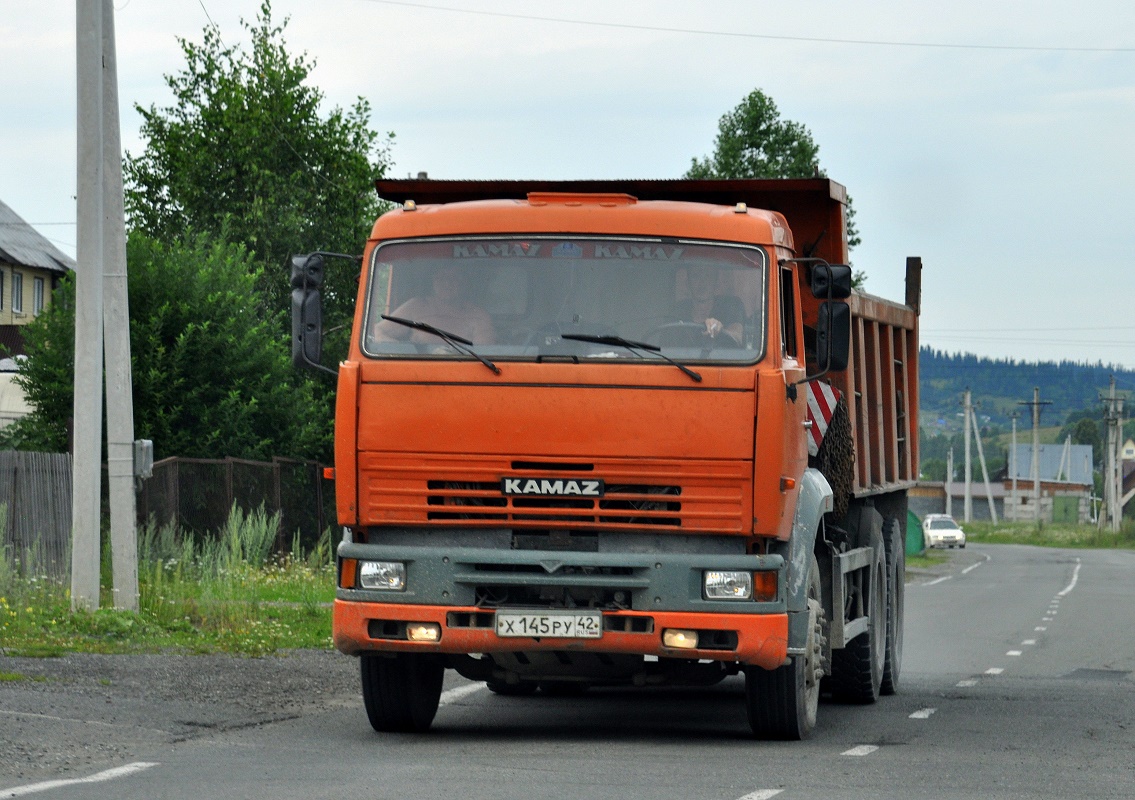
<box><xmin>291</xmin><ymin>178</ymin><xmax>921</xmax><ymax>739</ymax></box>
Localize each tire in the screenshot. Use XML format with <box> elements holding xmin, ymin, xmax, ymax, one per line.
<box><xmin>880</xmin><ymin>518</ymin><xmax>905</xmax><ymax>696</ymax></box>
<box><xmin>828</xmin><ymin>527</ymin><xmax>886</xmax><ymax>704</ymax></box>
<box><xmin>746</xmin><ymin>555</ymin><xmax>824</xmax><ymax>740</ymax></box>
<box><xmin>360</xmin><ymin>653</ymin><xmax>444</xmax><ymax>733</ymax></box>
<box><xmin>486</xmin><ymin>679</ymin><xmax>538</xmax><ymax>696</ymax></box>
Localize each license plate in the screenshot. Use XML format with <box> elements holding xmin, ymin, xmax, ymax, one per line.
<box><xmin>495</xmin><ymin>610</ymin><xmax>602</xmax><ymax>639</ymax></box>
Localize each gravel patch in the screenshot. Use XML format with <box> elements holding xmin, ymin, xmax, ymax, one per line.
<box><xmin>0</xmin><ymin>649</ymin><xmax>359</xmax><ymax>785</ymax></box>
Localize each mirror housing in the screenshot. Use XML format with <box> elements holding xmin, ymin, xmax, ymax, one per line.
<box><xmin>810</xmin><ymin>263</ymin><xmax>852</xmax><ymax>300</ymax></box>
<box><xmin>290</xmin><ymin>253</ymin><xmax>334</xmax><ymax>375</ymax></box>
<box><xmin>815</xmin><ymin>301</ymin><xmax>850</xmax><ymax>372</ymax></box>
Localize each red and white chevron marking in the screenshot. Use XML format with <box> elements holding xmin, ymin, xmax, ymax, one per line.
<box><xmin>806</xmin><ymin>380</ymin><xmax>842</xmax><ymax>456</ymax></box>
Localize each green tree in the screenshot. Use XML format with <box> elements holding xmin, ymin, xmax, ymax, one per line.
<box><xmin>124</xmin><ymin>0</ymin><xmax>391</xmax><ymax>338</ymax></box>
<box><xmin>686</xmin><ymin>88</ymin><xmax>861</xmax><ymax>253</ymax></box>
<box><xmin>2</xmin><ymin>232</ymin><xmax>328</xmax><ymax>461</ymax></box>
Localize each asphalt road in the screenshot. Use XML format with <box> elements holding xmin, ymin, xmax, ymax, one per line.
<box><xmin>2</xmin><ymin>543</ymin><xmax>1133</xmax><ymax>799</ymax></box>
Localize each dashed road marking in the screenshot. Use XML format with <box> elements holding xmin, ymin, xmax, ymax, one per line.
<box><xmin>923</xmin><ymin>575</ymin><xmax>952</xmax><ymax>586</ymax></box>
<box><xmin>985</xmin><ymin>667</ymin><xmax>1004</xmax><ymax>675</ymax></box>
<box><xmin>1022</xmin><ymin>639</ymin><xmax>1036</xmax><ymax>645</ymax></box>
<box><xmin>842</xmin><ymin>745</ymin><xmax>879</xmax><ymax>757</ymax></box>
<box><xmin>909</xmin><ymin>708</ymin><xmax>937</xmax><ymax>719</ymax></box>
<box><xmin>1057</xmin><ymin>559</ymin><xmax>1082</xmax><ymax>597</ymax></box>
<box><xmin>1035</xmin><ymin>626</ymin><xmax>1047</xmax><ymax>631</ymax></box>
<box><xmin>736</xmin><ymin>790</ymin><xmax>783</xmax><ymax>800</ymax></box>
<box><xmin>957</xmin><ymin>679</ymin><xmax>978</xmax><ymax>687</ymax></box>
<box><xmin>439</xmin><ymin>683</ymin><xmax>484</xmax><ymax>706</ymax></box>
<box><xmin>961</xmin><ymin>554</ymin><xmax>991</xmax><ymax>574</ymax></box>
<box><xmin>1</xmin><ymin>762</ymin><xmax>158</xmax><ymax>798</ymax></box>
<box><xmin>1043</xmin><ymin>617</ymin><xmax>1054</xmax><ymax>621</ymax></box>
<box><xmin>1007</xmin><ymin>650</ymin><xmax>1023</xmax><ymax>656</ymax></box>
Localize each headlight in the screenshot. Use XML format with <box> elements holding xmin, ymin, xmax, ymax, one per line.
<box><xmin>704</xmin><ymin>570</ymin><xmax>753</xmax><ymax>600</ymax></box>
<box><xmin>359</xmin><ymin>561</ymin><xmax>406</xmax><ymax>591</ymax></box>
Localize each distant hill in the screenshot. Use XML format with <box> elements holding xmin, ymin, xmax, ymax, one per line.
<box><xmin>919</xmin><ymin>348</ymin><xmax>1135</xmax><ymax>433</ymax></box>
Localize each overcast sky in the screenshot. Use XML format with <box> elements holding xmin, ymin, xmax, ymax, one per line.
<box><xmin>3</xmin><ymin>0</ymin><xmax>1134</xmax><ymax>369</ymax></box>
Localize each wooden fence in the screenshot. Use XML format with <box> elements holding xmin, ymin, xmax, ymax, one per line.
<box><xmin>0</xmin><ymin>451</ymin><xmax>73</xmax><ymax>580</ymax></box>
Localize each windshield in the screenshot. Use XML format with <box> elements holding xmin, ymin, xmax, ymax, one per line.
<box><xmin>928</xmin><ymin>518</ymin><xmax>960</xmax><ymax>530</ymax></box>
<box><xmin>362</xmin><ymin>237</ymin><xmax>767</xmax><ymax>365</ymax></box>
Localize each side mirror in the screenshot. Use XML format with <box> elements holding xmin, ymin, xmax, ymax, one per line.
<box><xmin>810</xmin><ymin>264</ymin><xmax>852</xmax><ymax>300</ymax></box>
<box><xmin>814</xmin><ymin>301</ymin><xmax>850</xmax><ymax>372</ymax></box>
<box><xmin>290</xmin><ymin>253</ymin><xmax>335</xmax><ymax>376</ymax></box>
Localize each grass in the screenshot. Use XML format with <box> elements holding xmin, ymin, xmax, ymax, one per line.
<box><xmin>0</xmin><ymin>505</ymin><xmax>336</xmax><ymax>658</ymax></box>
<box><xmin>962</xmin><ymin>519</ymin><xmax>1135</xmax><ymax>549</ymax></box>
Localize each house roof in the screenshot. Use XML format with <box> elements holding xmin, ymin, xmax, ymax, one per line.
<box><xmin>1008</xmin><ymin>444</ymin><xmax>1094</xmax><ymax>485</ymax></box>
<box><xmin>0</xmin><ymin>199</ymin><xmax>75</xmax><ymax>274</ymax></box>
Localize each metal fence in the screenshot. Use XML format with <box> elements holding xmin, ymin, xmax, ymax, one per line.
<box><xmin>0</xmin><ymin>451</ymin><xmax>73</xmax><ymax>580</ymax></box>
<box><xmin>137</xmin><ymin>456</ymin><xmax>335</xmax><ymax>550</ymax></box>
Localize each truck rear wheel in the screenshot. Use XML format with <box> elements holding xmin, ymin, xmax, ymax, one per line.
<box><xmin>745</xmin><ymin>555</ymin><xmax>824</xmax><ymax>740</ymax></box>
<box><xmin>880</xmin><ymin>517</ymin><xmax>905</xmax><ymax>696</ymax></box>
<box><xmin>360</xmin><ymin>653</ymin><xmax>444</xmax><ymax>733</ymax></box>
<box><xmin>828</xmin><ymin>527</ymin><xmax>886</xmax><ymax>703</ymax></box>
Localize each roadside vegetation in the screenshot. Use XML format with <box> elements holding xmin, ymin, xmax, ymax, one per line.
<box><xmin>961</xmin><ymin>519</ymin><xmax>1135</xmax><ymax>550</ymax></box>
<box><xmin>0</xmin><ymin>506</ymin><xmax>334</xmax><ymax>658</ymax></box>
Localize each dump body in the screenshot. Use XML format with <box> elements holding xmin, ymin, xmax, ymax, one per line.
<box><xmin>317</xmin><ymin>178</ymin><xmax>919</xmax><ymax>737</ymax></box>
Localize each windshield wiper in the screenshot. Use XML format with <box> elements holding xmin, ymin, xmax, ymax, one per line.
<box><xmin>380</xmin><ymin>314</ymin><xmax>501</xmax><ymax>374</ymax></box>
<box><xmin>559</xmin><ymin>334</ymin><xmax>702</xmax><ymax>383</ymax></box>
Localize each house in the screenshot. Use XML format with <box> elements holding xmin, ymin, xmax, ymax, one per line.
<box><xmin>1002</xmin><ymin>444</ymin><xmax>1094</xmax><ymax>524</ymax></box>
<box><xmin>1122</xmin><ymin>438</ymin><xmax>1135</xmax><ymax>461</ymax></box>
<box><xmin>0</xmin><ymin>198</ymin><xmax>75</xmax><ymax>427</ymax></box>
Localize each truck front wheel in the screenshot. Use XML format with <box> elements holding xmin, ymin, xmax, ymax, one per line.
<box><xmin>745</xmin><ymin>555</ymin><xmax>824</xmax><ymax>740</ymax></box>
<box><xmin>360</xmin><ymin>653</ymin><xmax>444</xmax><ymax>733</ymax></box>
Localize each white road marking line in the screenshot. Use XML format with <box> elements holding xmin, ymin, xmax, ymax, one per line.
<box><xmin>961</xmin><ymin>553</ymin><xmax>991</xmax><ymax>574</ymax></box>
<box><xmin>1035</xmin><ymin>626</ymin><xmax>1047</xmax><ymax>631</ymax></box>
<box><xmin>1007</xmin><ymin>650</ymin><xmax>1023</xmax><ymax>656</ymax></box>
<box><xmin>985</xmin><ymin>667</ymin><xmax>1004</xmax><ymax>675</ymax></box>
<box><xmin>956</xmin><ymin>679</ymin><xmax>978</xmax><ymax>687</ymax></box>
<box><xmin>439</xmin><ymin>683</ymin><xmax>485</xmax><ymax>706</ymax></box>
<box><xmin>1043</xmin><ymin>617</ymin><xmax>1053</xmax><ymax>621</ymax></box>
<box><xmin>0</xmin><ymin>709</ymin><xmax>168</xmax><ymax>735</ymax></box>
<box><xmin>1022</xmin><ymin>639</ymin><xmax>1036</xmax><ymax>645</ymax></box>
<box><xmin>909</xmin><ymin>708</ymin><xmax>937</xmax><ymax>719</ymax></box>
<box><xmin>1056</xmin><ymin>558</ymin><xmax>1082</xmax><ymax>597</ymax></box>
<box><xmin>842</xmin><ymin>745</ymin><xmax>879</xmax><ymax>756</ymax></box>
<box><xmin>736</xmin><ymin>790</ymin><xmax>784</xmax><ymax>800</ymax></box>
<box><xmin>923</xmin><ymin>575</ymin><xmax>952</xmax><ymax>586</ymax></box>
<box><xmin>1</xmin><ymin>762</ymin><xmax>158</xmax><ymax>798</ymax></box>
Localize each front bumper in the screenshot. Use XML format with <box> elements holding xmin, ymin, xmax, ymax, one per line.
<box><xmin>334</xmin><ymin>541</ymin><xmax>789</xmax><ymax>669</ymax></box>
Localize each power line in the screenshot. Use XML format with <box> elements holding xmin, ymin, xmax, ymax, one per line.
<box><xmin>360</xmin><ymin>0</ymin><xmax>1135</xmax><ymax>53</ymax></box>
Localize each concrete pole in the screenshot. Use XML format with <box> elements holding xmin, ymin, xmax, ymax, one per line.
<box><xmin>1101</xmin><ymin>380</ymin><xmax>1113</xmax><ymax>531</ymax></box>
<box><xmin>72</xmin><ymin>1</ymin><xmax>105</xmax><ymax>611</ymax></box>
<box><xmin>1010</xmin><ymin>413</ymin><xmax>1018</xmax><ymax>522</ymax></box>
<box><xmin>99</xmin><ymin>0</ymin><xmax>138</xmax><ymax>612</ymax></box>
<box><xmin>964</xmin><ymin>390</ymin><xmax>973</xmax><ymax>523</ymax></box>
<box><xmin>970</xmin><ymin>402</ymin><xmax>998</xmax><ymax>524</ymax></box>
<box><xmin>946</xmin><ymin>448</ymin><xmax>953</xmax><ymax>518</ymax></box>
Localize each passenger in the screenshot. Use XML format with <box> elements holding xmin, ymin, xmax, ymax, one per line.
<box><xmin>674</xmin><ymin>267</ymin><xmax>744</xmax><ymax>344</ymax></box>
<box><xmin>371</xmin><ymin>264</ymin><xmax>495</xmax><ymax>344</ymax></box>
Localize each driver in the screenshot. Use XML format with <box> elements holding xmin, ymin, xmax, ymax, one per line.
<box><xmin>371</xmin><ymin>264</ymin><xmax>495</xmax><ymax>344</ymax></box>
<box><xmin>674</xmin><ymin>267</ymin><xmax>744</xmax><ymax>344</ymax></box>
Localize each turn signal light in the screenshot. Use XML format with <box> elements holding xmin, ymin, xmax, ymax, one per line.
<box><xmin>753</xmin><ymin>571</ymin><xmax>778</xmax><ymax>602</ymax></box>
<box><xmin>662</xmin><ymin>629</ymin><xmax>699</xmax><ymax>649</ymax></box>
<box><xmin>406</xmin><ymin>622</ymin><xmax>442</xmax><ymax>642</ymax></box>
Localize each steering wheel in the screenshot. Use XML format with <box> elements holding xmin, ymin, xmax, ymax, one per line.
<box><xmin>642</xmin><ymin>321</ymin><xmax>714</xmax><ymax>347</ymax></box>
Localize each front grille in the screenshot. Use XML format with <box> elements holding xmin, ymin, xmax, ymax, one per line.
<box><xmin>427</xmin><ymin>480</ymin><xmax>681</xmax><ymax>526</ymax></box>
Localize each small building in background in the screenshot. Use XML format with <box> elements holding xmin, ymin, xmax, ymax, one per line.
<box><xmin>0</xmin><ymin>198</ymin><xmax>75</xmax><ymax>428</ymax></box>
<box><xmin>1002</xmin><ymin>444</ymin><xmax>1094</xmax><ymax>524</ymax></box>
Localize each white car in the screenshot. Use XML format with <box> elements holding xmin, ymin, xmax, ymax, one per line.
<box><xmin>923</xmin><ymin>514</ymin><xmax>966</xmax><ymax>549</ymax></box>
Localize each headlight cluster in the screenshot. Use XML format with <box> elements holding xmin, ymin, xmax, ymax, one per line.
<box><xmin>703</xmin><ymin>570</ymin><xmax>777</xmax><ymax>601</ymax></box>
<box><xmin>359</xmin><ymin>561</ymin><xmax>406</xmax><ymax>591</ymax></box>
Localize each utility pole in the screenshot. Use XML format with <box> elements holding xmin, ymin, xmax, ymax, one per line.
<box><xmin>1101</xmin><ymin>376</ymin><xmax>1125</xmax><ymax>533</ymax></box>
<box><xmin>1009</xmin><ymin>412</ymin><xmax>1019</xmax><ymax>522</ymax></box>
<box><xmin>1018</xmin><ymin>388</ymin><xmax>1051</xmax><ymax>526</ymax></box>
<box><xmin>963</xmin><ymin>389</ymin><xmax>973</xmax><ymax>523</ymax></box>
<box><xmin>946</xmin><ymin>448</ymin><xmax>954</xmax><ymax>518</ymax></box>
<box><xmin>968</xmin><ymin>399</ymin><xmax>998</xmax><ymax>524</ymax></box>
<box><xmin>72</xmin><ymin>0</ymin><xmax>139</xmax><ymax>611</ymax></box>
